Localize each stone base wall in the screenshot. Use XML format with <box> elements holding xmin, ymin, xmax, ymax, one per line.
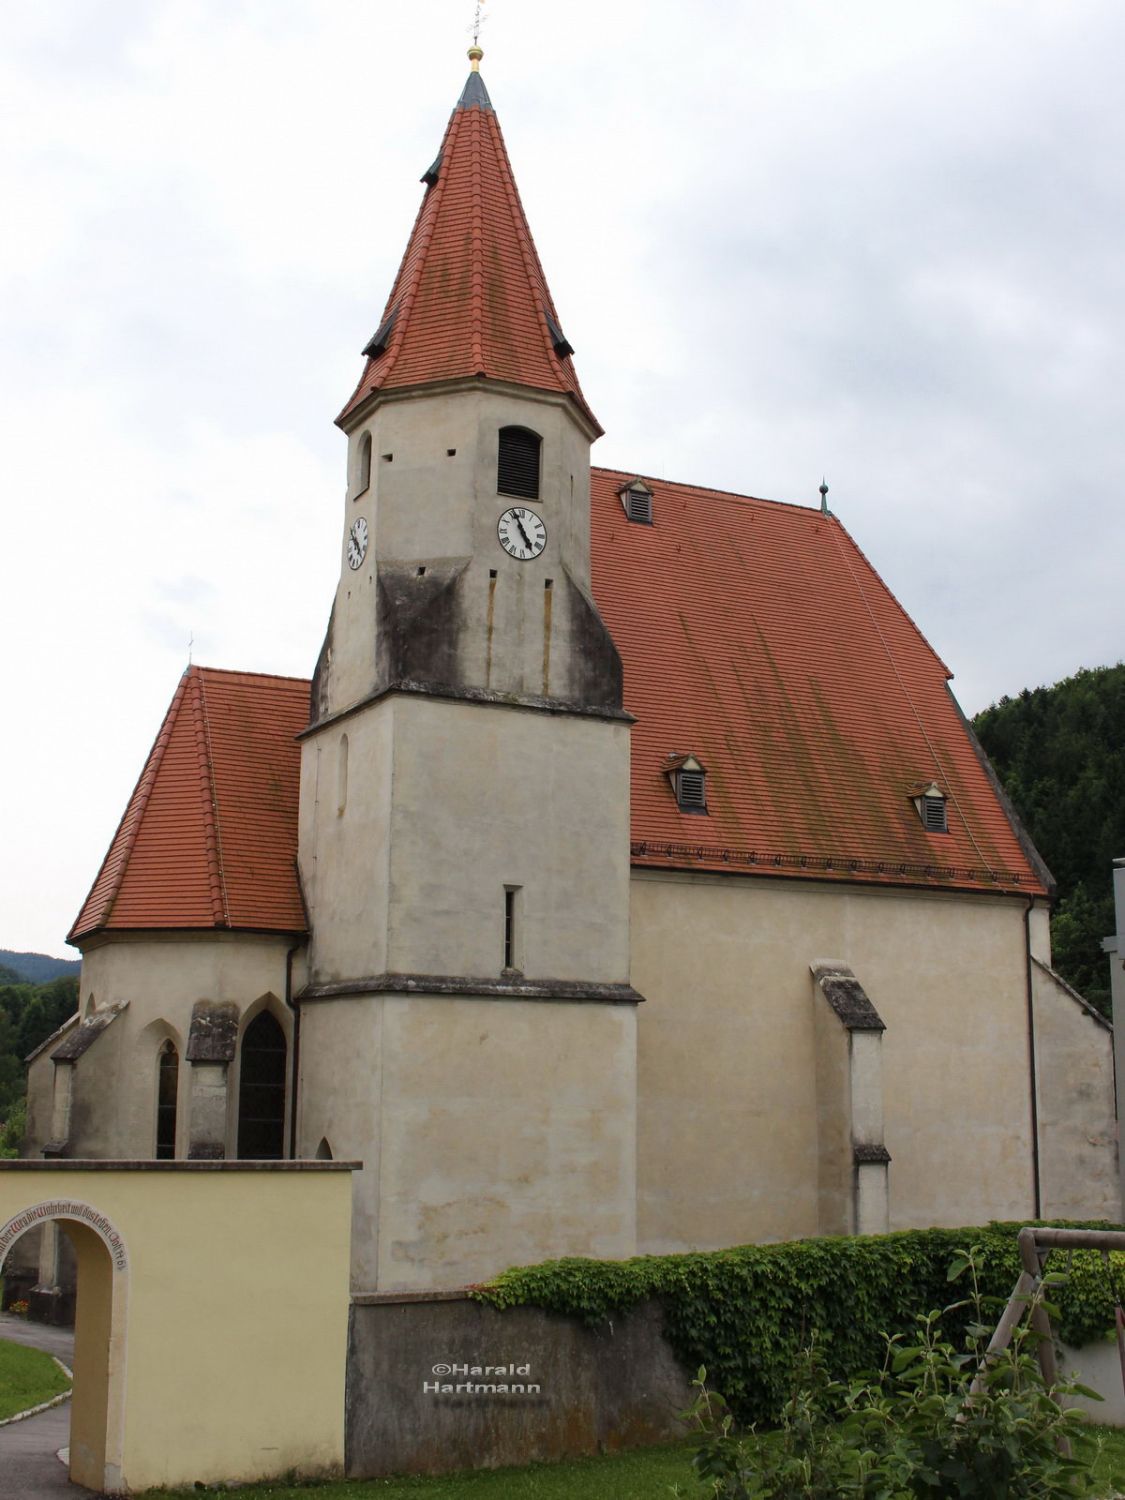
<box><xmin>345</xmin><ymin>1293</ymin><xmax>692</xmax><ymax>1477</ymax></box>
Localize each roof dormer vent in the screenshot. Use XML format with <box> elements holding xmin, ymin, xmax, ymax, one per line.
<box><xmin>911</xmin><ymin>781</ymin><xmax>948</xmax><ymax>834</ymax></box>
<box><xmin>544</xmin><ymin>308</ymin><xmax>574</xmax><ymax>358</ymax></box>
<box><xmin>619</xmin><ymin>478</ymin><xmax>654</xmax><ymax>525</ymax></box>
<box><xmin>668</xmin><ymin>754</ymin><xmax>707</xmax><ymax>813</ymax></box>
<box><xmin>362</xmin><ymin>301</ymin><xmax>400</xmax><ymax>360</ymax></box>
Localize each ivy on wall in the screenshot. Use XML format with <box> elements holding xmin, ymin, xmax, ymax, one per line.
<box><xmin>474</xmin><ymin>1221</ymin><xmax>1124</xmax><ymax>1425</ymax></box>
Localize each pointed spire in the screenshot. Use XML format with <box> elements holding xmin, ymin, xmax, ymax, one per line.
<box><xmin>339</xmin><ymin>58</ymin><xmax>600</xmax><ymax>434</ymax></box>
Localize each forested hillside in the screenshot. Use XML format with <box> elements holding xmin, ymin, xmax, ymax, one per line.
<box><xmin>973</xmin><ymin>663</ymin><xmax>1125</xmax><ymax>1016</ymax></box>
<box><xmin>0</xmin><ymin>975</ymin><xmax>78</xmax><ymax>1154</ymax></box>
<box><xmin>0</xmin><ymin>949</ymin><xmax>80</xmax><ymax>984</ymax></box>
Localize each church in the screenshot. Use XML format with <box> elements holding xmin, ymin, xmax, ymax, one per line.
<box><xmin>14</xmin><ymin>51</ymin><xmax>1118</xmax><ymax>1312</ymax></box>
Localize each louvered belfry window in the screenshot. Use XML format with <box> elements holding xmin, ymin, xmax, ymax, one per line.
<box><xmin>677</xmin><ymin>769</ymin><xmax>707</xmax><ymax>811</ymax></box>
<box><xmin>498</xmin><ymin>426</ymin><xmax>541</xmax><ymax>500</ymax></box>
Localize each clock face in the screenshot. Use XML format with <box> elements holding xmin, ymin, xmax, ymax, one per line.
<box><xmin>497</xmin><ymin>506</ymin><xmax>547</xmax><ymax>561</ymax></box>
<box><xmin>347</xmin><ymin>516</ymin><xmax>369</xmax><ymax>570</ymax></box>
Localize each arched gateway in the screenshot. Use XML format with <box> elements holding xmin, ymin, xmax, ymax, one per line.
<box><xmin>0</xmin><ymin>1161</ymin><xmax>354</xmax><ymax>1494</ymax></box>
<box><xmin>1</xmin><ymin>1197</ymin><xmax>128</xmax><ymax>1489</ymax></box>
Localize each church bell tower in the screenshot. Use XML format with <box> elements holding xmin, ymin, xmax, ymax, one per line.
<box><xmin>295</xmin><ymin>51</ymin><xmax>638</xmax><ymax>1292</ymax></box>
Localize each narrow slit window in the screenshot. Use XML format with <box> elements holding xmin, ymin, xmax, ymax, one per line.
<box><xmin>498</xmin><ymin>427</ymin><xmax>541</xmax><ymax>500</ymax></box>
<box><xmin>504</xmin><ymin>888</ymin><xmax>516</xmax><ymax>970</ymax></box>
<box><xmin>355</xmin><ymin>432</ymin><xmax>372</xmax><ymax>496</ymax></box>
<box><xmin>156</xmin><ymin>1040</ymin><xmax>178</xmax><ymax>1159</ymax></box>
<box><xmin>337</xmin><ymin>734</ymin><xmax>348</xmax><ymax>817</ymax></box>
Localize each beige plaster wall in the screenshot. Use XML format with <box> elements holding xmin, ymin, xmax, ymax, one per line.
<box><xmin>299</xmin><ymin>994</ymin><xmax>637</xmax><ymax>1291</ymax></box>
<box><xmin>0</xmin><ymin>1164</ymin><xmax>353</xmax><ymax>1493</ymax></box>
<box><xmin>31</xmin><ymin>933</ymin><xmax>301</xmax><ymax>1162</ymax></box>
<box><xmin>1032</xmin><ymin>960</ymin><xmax>1120</xmax><ymax>1221</ymax></box>
<box><xmin>328</xmin><ymin>384</ymin><xmax>597</xmax><ymax>715</ymax></box>
<box><xmin>631</xmin><ymin>871</ymin><xmax>1041</xmax><ymax>1253</ymax></box>
<box><xmin>302</xmin><ymin>695</ymin><xmax>631</xmax><ymax>986</ymax></box>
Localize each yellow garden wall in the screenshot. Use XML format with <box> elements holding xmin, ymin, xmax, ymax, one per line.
<box><xmin>0</xmin><ymin>1161</ymin><xmax>355</xmax><ymax>1493</ymax></box>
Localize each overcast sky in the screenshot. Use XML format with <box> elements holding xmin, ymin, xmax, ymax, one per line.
<box><xmin>2</xmin><ymin>0</ymin><xmax>1122</xmax><ymax>957</ymax></box>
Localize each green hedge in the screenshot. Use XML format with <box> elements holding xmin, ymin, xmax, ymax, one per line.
<box><xmin>473</xmin><ymin>1221</ymin><xmax>1124</xmax><ymax>1425</ymax></box>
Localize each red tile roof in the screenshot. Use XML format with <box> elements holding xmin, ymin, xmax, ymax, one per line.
<box><xmin>69</xmin><ymin>667</ymin><xmax>309</xmax><ymax>942</ymax></box>
<box><xmin>591</xmin><ymin>468</ymin><xmax>1047</xmax><ymax>895</ymax></box>
<box><xmin>337</xmin><ymin>69</ymin><xmax>600</xmax><ymax>434</ymax></box>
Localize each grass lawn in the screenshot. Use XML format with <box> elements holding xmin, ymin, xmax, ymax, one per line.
<box><xmin>142</xmin><ymin>1440</ymin><xmax>696</xmax><ymax>1498</ymax></box>
<box><xmin>139</xmin><ymin>1426</ymin><xmax>1125</xmax><ymax>1499</ymax></box>
<box><xmin>0</xmin><ymin>1335</ymin><xmax>71</xmax><ymax>1422</ymax></box>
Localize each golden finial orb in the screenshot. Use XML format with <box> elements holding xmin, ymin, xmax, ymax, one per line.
<box><xmin>468</xmin><ymin>44</ymin><xmax>484</xmax><ymax>71</ymax></box>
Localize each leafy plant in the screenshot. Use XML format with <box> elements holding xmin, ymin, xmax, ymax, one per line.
<box><xmin>677</xmin><ymin>1249</ymin><xmax>1100</xmax><ymax>1498</ymax></box>
<box><xmin>475</xmin><ymin>1221</ymin><xmax>1124</xmax><ymax>1426</ymax></box>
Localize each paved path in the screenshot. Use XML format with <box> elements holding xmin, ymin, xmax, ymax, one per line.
<box><xmin>0</xmin><ymin>1314</ymin><xmax>91</xmax><ymax>1498</ymax></box>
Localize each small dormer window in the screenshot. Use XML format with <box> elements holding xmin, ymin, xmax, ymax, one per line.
<box><xmin>498</xmin><ymin>426</ymin><xmax>541</xmax><ymax>500</ymax></box>
<box><xmin>912</xmin><ymin>781</ymin><xmax>948</xmax><ymax>833</ymax></box>
<box><xmin>668</xmin><ymin>754</ymin><xmax>707</xmax><ymax>813</ymax></box>
<box><xmin>619</xmin><ymin>478</ymin><xmax>653</xmax><ymax>525</ymax></box>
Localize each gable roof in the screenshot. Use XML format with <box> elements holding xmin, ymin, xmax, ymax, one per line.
<box><xmin>72</xmin><ymin>472</ymin><xmax>1048</xmax><ymax>944</ymax></box>
<box><xmin>337</xmin><ymin>63</ymin><xmax>599</xmax><ymax>434</ymax></box>
<box><xmin>590</xmin><ymin>468</ymin><xmax>1048</xmax><ymax>895</ymax></box>
<box><xmin>69</xmin><ymin>667</ymin><xmax>308</xmax><ymax>943</ymax></box>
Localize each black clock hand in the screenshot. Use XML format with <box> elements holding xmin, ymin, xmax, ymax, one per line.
<box><xmin>516</xmin><ymin>517</ymin><xmax>533</xmax><ymax>548</ymax></box>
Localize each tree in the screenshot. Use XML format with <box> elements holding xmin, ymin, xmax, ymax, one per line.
<box><xmin>974</xmin><ymin>663</ymin><xmax>1125</xmax><ymax>1017</ymax></box>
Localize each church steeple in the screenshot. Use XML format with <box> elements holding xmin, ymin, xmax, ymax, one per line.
<box><xmin>337</xmin><ymin>53</ymin><xmax>600</xmax><ymax>435</ymax></box>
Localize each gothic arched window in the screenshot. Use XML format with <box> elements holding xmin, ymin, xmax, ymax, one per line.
<box><xmin>237</xmin><ymin>1011</ymin><xmax>288</xmax><ymax>1160</ymax></box>
<box><xmin>156</xmin><ymin>1040</ymin><xmax>178</xmax><ymax>1159</ymax></box>
<box><xmin>497</xmin><ymin>426</ymin><xmax>541</xmax><ymax>500</ymax></box>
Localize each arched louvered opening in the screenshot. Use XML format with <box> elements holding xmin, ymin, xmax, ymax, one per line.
<box><xmin>155</xmin><ymin>1040</ymin><xmax>178</xmax><ymax>1159</ymax></box>
<box><xmin>497</xmin><ymin>426</ymin><xmax>541</xmax><ymax>500</ymax></box>
<box><xmin>356</xmin><ymin>431</ymin><xmax>372</xmax><ymax>495</ymax></box>
<box><xmin>237</xmin><ymin>1011</ymin><xmax>288</xmax><ymax>1160</ymax></box>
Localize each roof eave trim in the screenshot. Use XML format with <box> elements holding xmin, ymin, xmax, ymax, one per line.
<box><xmin>336</xmin><ymin>373</ymin><xmax>603</xmax><ymax>440</ymax></box>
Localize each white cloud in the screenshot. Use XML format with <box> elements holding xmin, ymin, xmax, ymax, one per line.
<box><xmin>1</xmin><ymin>0</ymin><xmax>1122</xmax><ymax>952</ymax></box>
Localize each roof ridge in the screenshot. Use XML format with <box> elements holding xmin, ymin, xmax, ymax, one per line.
<box><xmin>827</xmin><ymin>513</ymin><xmax>953</xmax><ymax>680</ymax></box>
<box><xmin>67</xmin><ymin>671</ymin><xmax>192</xmax><ymax>943</ymax></box>
<box><xmin>468</xmin><ymin>107</ymin><xmax>485</xmax><ymax>372</ymax></box>
<box><xmin>591</xmin><ymin>466</ymin><xmax>819</xmax><ymax>514</ymax></box>
<box><xmin>191</xmin><ymin>669</ymin><xmax>230</xmax><ymax>927</ymax></box>
<box><xmin>193</xmin><ymin>664</ymin><xmax>311</xmax><ymax>686</ymax></box>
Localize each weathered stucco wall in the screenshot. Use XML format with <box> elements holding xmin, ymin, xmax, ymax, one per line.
<box><xmin>1032</xmin><ymin>959</ymin><xmax>1120</xmax><ymax>1221</ymax></box>
<box><xmin>324</xmin><ymin>384</ymin><xmax>599</xmax><ymax>717</ymax></box>
<box><xmin>345</xmin><ymin>1293</ymin><xmax>690</xmax><ymax>1477</ymax></box>
<box><xmin>631</xmin><ymin>871</ymin><xmax>1044</xmax><ymax>1251</ymax></box>
<box><xmin>299</xmin><ymin>994</ymin><xmax>637</xmax><ymax>1291</ymax></box>
<box><xmin>301</xmin><ymin>694</ymin><xmax>632</xmax><ymax>987</ymax></box>
<box><xmin>28</xmin><ymin>933</ymin><xmax>301</xmax><ymax>1162</ymax></box>
<box><xmin>0</xmin><ymin>1162</ymin><xmax>353</xmax><ymax>1493</ymax></box>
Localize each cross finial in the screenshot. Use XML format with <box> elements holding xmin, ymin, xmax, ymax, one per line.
<box><xmin>188</xmin><ymin>630</ymin><xmax>194</xmax><ymax>666</ymax></box>
<box><xmin>469</xmin><ymin>0</ymin><xmax>487</xmax><ymax>66</ymax></box>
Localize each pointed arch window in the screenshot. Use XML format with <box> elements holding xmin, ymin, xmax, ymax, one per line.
<box><xmin>498</xmin><ymin>426</ymin><xmax>541</xmax><ymax>500</ymax></box>
<box><xmin>237</xmin><ymin>1011</ymin><xmax>288</xmax><ymax>1160</ymax></box>
<box><xmin>155</xmin><ymin>1040</ymin><xmax>178</xmax><ymax>1160</ymax></box>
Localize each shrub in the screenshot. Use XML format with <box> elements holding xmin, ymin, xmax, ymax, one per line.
<box><xmin>677</xmin><ymin>1250</ymin><xmax>1100</xmax><ymax>1498</ymax></box>
<box><xmin>474</xmin><ymin>1220</ymin><xmax>1123</xmax><ymax>1426</ymax></box>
